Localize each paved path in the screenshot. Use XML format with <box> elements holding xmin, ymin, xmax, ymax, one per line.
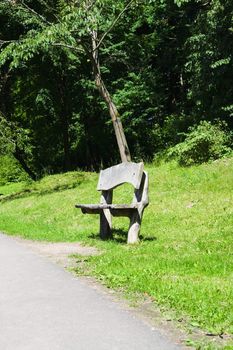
<box><xmin>0</xmin><ymin>233</ymin><xmax>183</xmax><ymax>350</ymax></box>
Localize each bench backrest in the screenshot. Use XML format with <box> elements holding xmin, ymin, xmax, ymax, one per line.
<box><xmin>97</xmin><ymin>162</ymin><xmax>144</xmax><ymax>191</ymax></box>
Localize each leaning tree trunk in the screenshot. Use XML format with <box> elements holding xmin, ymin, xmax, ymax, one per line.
<box><xmin>13</xmin><ymin>146</ymin><xmax>37</xmax><ymax>181</ymax></box>
<box><xmin>91</xmin><ymin>30</ymin><xmax>131</xmax><ymax>163</ymax></box>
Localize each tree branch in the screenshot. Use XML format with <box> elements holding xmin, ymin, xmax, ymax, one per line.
<box><xmin>0</xmin><ymin>39</ymin><xmax>17</xmax><ymax>48</ymax></box>
<box><xmin>94</xmin><ymin>0</ymin><xmax>135</xmax><ymax>51</ymax></box>
<box><xmin>51</xmin><ymin>42</ymin><xmax>83</xmax><ymax>54</ymax></box>
<box><xmin>36</xmin><ymin>0</ymin><xmax>61</xmax><ymax>22</ymax></box>
<box><xmin>19</xmin><ymin>1</ymin><xmax>52</xmax><ymax>26</ymax></box>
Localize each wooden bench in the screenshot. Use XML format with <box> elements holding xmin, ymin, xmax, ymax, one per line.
<box><xmin>75</xmin><ymin>162</ymin><xmax>149</xmax><ymax>244</ymax></box>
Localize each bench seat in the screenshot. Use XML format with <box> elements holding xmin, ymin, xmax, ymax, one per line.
<box><xmin>75</xmin><ymin>203</ymin><xmax>138</xmax><ymax>215</ymax></box>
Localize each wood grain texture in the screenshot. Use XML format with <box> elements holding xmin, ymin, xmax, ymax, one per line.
<box><xmin>100</xmin><ymin>190</ymin><xmax>112</xmax><ymax>239</ymax></box>
<box><xmin>75</xmin><ymin>162</ymin><xmax>149</xmax><ymax>244</ymax></box>
<box><xmin>97</xmin><ymin>162</ymin><xmax>144</xmax><ymax>191</ymax></box>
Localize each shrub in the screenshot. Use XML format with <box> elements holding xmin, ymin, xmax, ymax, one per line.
<box><xmin>0</xmin><ymin>155</ymin><xmax>29</xmax><ymax>185</ymax></box>
<box><xmin>167</xmin><ymin>121</ymin><xmax>232</xmax><ymax>166</ymax></box>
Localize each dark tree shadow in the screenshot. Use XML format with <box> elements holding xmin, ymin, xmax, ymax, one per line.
<box><xmin>0</xmin><ymin>177</ymin><xmax>86</xmax><ymax>203</ymax></box>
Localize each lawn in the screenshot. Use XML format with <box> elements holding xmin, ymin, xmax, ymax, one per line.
<box><xmin>0</xmin><ymin>159</ymin><xmax>232</xmax><ymax>348</ymax></box>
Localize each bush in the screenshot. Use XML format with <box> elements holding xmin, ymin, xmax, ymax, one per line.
<box><xmin>0</xmin><ymin>155</ymin><xmax>29</xmax><ymax>185</ymax></box>
<box><xmin>167</xmin><ymin>121</ymin><xmax>232</xmax><ymax>166</ymax></box>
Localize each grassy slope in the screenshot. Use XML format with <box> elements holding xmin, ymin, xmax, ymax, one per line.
<box><xmin>0</xmin><ymin>160</ymin><xmax>232</xmax><ymax>342</ymax></box>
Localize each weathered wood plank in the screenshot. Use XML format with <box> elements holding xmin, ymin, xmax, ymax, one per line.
<box><xmin>127</xmin><ymin>212</ymin><xmax>141</xmax><ymax>244</ymax></box>
<box><xmin>75</xmin><ymin>203</ymin><xmax>138</xmax><ymax>210</ymax></box>
<box><xmin>100</xmin><ymin>190</ymin><xmax>112</xmax><ymax>239</ymax></box>
<box><xmin>97</xmin><ymin>162</ymin><xmax>144</xmax><ymax>191</ymax></box>
<box><xmin>75</xmin><ymin>204</ymin><xmax>137</xmax><ymax>217</ymax></box>
<box><xmin>100</xmin><ymin>210</ymin><xmax>112</xmax><ymax>239</ymax></box>
<box><xmin>75</xmin><ymin>162</ymin><xmax>149</xmax><ymax>244</ymax></box>
<box><xmin>75</xmin><ymin>204</ymin><xmax>138</xmax><ymax>210</ymax></box>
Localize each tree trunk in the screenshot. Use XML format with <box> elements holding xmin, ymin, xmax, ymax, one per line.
<box><xmin>91</xmin><ymin>30</ymin><xmax>131</xmax><ymax>163</ymax></box>
<box><xmin>58</xmin><ymin>76</ymin><xmax>71</xmax><ymax>171</ymax></box>
<box><xmin>13</xmin><ymin>146</ymin><xmax>37</xmax><ymax>181</ymax></box>
<box><xmin>61</xmin><ymin>110</ymin><xmax>71</xmax><ymax>171</ymax></box>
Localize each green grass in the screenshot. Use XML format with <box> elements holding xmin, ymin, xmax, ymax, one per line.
<box><xmin>0</xmin><ymin>182</ymin><xmax>26</xmax><ymax>195</ymax></box>
<box><xmin>0</xmin><ymin>159</ymin><xmax>232</xmax><ymax>345</ymax></box>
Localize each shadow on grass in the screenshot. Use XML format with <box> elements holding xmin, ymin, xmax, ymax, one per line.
<box><xmin>0</xmin><ymin>176</ymin><xmax>86</xmax><ymax>203</ymax></box>
<box><xmin>88</xmin><ymin>229</ymin><xmax>157</xmax><ymax>244</ymax></box>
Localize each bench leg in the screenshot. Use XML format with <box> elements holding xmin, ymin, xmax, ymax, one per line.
<box><xmin>127</xmin><ymin>212</ymin><xmax>141</xmax><ymax>244</ymax></box>
<box><xmin>100</xmin><ymin>209</ymin><xmax>112</xmax><ymax>240</ymax></box>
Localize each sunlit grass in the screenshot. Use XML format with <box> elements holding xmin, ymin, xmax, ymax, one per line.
<box><xmin>0</xmin><ymin>158</ymin><xmax>232</xmax><ymax>342</ymax></box>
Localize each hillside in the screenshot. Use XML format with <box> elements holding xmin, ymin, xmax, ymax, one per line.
<box><xmin>0</xmin><ymin>159</ymin><xmax>232</xmax><ymax>348</ymax></box>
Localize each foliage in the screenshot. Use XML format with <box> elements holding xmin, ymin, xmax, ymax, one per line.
<box><xmin>184</xmin><ymin>0</ymin><xmax>233</xmax><ymax>125</ymax></box>
<box><xmin>0</xmin><ymin>113</ymin><xmax>33</xmax><ymax>155</ymax></box>
<box><xmin>0</xmin><ymin>0</ymin><xmax>232</xmax><ymax>174</ymax></box>
<box><xmin>0</xmin><ymin>160</ymin><xmax>232</xmax><ymax>346</ymax></box>
<box><xmin>0</xmin><ymin>155</ymin><xmax>29</xmax><ymax>185</ymax></box>
<box><xmin>167</xmin><ymin>121</ymin><xmax>232</xmax><ymax>166</ymax></box>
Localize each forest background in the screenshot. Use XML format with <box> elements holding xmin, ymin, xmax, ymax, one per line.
<box><xmin>0</xmin><ymin>0</ymin><xmax>232</xmax><ymax>180</ymax></box>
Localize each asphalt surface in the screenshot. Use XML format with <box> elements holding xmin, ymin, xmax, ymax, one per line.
<box><xmin>0</xmin><ymin>233</ymin><xmax>183</xmax><ymax>350</ymax></box>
